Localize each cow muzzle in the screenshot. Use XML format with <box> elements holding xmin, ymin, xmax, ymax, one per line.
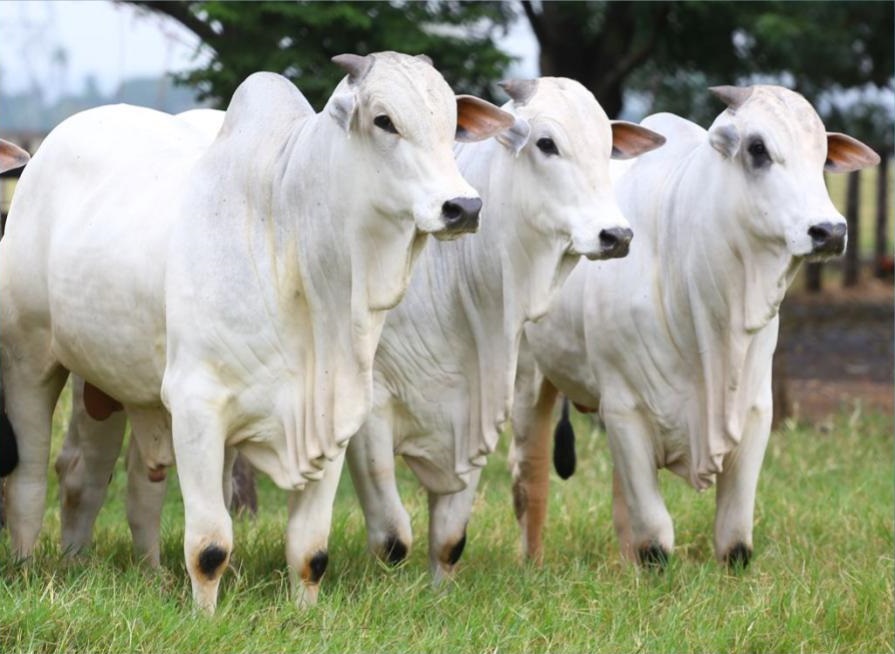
<box><xmin>807</xmin><ymin>221</ymin><xmax>847</xmax><ymax>256</ymax></box>
<box><xmin>438</xmin><ymin>196</ymin><xmax>481</xmax><ymax>237</ymax></box>
<box><xmin>597</xmin><ymin>227</ymin><xmax>633</xmax><ymax>260</ymax></box>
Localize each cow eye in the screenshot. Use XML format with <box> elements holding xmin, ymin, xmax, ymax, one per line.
<box><xmin>536</xmin><ymin>137</ymin><xmax>559</xmax><ymax>156</ymax></box>
<box><xmin>374</xmin><ymin>114</ymin><xmax>399</xmax><ymax>135</ymax></box>
<box><xmin>747</xmin><ymin>139</ymin><xmax>770</xmax><ymax>166</ymax></box>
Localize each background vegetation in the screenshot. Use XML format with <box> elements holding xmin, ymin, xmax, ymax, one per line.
<box><xmin>1</xmin><ymin>389</ymin><xmax>891</xmax><ymax>653</ymax></box>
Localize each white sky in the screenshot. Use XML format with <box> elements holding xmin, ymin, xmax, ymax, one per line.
<box><xmin>0</xmin><ymin>0</ymin><xmax>538</xmax><ymax>103</ymax></box>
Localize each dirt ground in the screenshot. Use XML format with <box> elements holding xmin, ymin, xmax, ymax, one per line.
<box><xmin>776</xmin><ymin>276</ymin><xmax>893</xmax><ymax>425</ymax></box>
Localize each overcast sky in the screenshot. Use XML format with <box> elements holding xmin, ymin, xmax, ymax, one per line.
<box><xmin>0</xmin><ymin>0</ymin><xmax>538</xmax><ymax>104</ymax></box>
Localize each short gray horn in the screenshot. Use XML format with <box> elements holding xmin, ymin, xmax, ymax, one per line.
<box><xmin>709</xmin><ymin>85</ymin><xmax>754</xmax><ymax>111</ymax></box>
<box><xmin>332</xmin><ymin>53</ymin><xmax>373</xmax><ymax>84</ymax></box>
<box><xmin>499</xmin><ymin>79</ymin><xmax>539</xmax><ymax>106</ymax></box>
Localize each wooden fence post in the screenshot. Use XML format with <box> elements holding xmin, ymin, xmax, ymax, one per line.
<box><xmin>843</xmin><ymin>170</ymin><xmax>861</xmax><ymax>287</ymax></box>
<box><xmin>874</xmin><ymin>153</ymin><xmax>890</xmax><ymax>278</ymax></box>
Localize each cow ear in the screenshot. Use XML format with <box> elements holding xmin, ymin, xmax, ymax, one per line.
<box><xmin>455</xmin><ymin>95</ymin><xmax>515</xmax><ymax>143</ymax></box>
<box><xmin>495</xmin><ymin>116</ymin><xmax>531</xmax><ymax>156</ymax></box>
<box><xmin>610</xmin><ymin>121</ymin><xmax>666</xmax><ymax>160</ymax></box>
<box><xmin>709</xmin><ymin>123</ymin><xmax>740</xmax><ymax>159</ymax></box>
<box><xmin>825</xmin><ymin>132</ymin><xmax>880</xmax><ymax>173</ymax></box>
<box><xmin>0</xmin><ymin>139</ymin><xmax>29</xmax><ymax>173</ymax></box>
<box><xmin>329</xmin><ymin>92</ymin><xmax>356</xmax><ymax>132</ymax></box>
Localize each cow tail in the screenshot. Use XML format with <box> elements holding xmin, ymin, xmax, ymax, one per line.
<box><xmin>0</xmin><ymin>402</ymin><xmax>19</xmax><ymax>477</ymax></box>
<box><xmin>552</xmin><ymin>396</ymin><xmax>576</xmax><ymax>480</ymax></box>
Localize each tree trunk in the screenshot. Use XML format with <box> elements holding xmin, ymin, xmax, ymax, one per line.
<box><xmin>874</xmin><ymin>153</ymin><xmax>890</xmax><ymax>278</ymax></box>
<box><xmin>230</xmin><ymin>452</ymin><xmax>258</xmax><ymax>516</ymax></box>
<box><xmin>805</xmin><ymin>262</ymin><xmax>823</xmax><ymax>292</ymax></box>
<box><xmin>843</xmin><ymin>170</ymin><xmax>861</xmax><ymax>287</ymax></box>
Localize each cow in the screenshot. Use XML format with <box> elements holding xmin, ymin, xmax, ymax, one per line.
<box><xmin>0</xmin><ymin>51</ymin><xmax>513</xmax><ymax>613</ymax></box>
<box><xmin>509</xmin><ymin>85</ymin><xmax>880</xmax><ymax>569</ymax></box>
<box><xmin>344</xmin><ymin>77</ymin><xmax>665</xmax><ymax>579</ymax></box>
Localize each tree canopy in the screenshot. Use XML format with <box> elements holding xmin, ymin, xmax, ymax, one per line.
<box><xmin>132</xmin><ymin>1</ymin><xmax>515</xmax><ymax>110</ymax></box>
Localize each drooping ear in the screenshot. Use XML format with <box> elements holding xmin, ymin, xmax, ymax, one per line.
<box><xmin>0</xmin><ymin>139</ymin><xmax>29</xmax><ymax>173</ymax></box>
<box><xmin>455</xmin><ymin>95</ymin><xmax>515</xmax><ymax>143</ymax></box>
<box><xmin>709</xmin><ymin>85</ymin><xmax>753</xmax><ymax>112</ymax></box>
<box><xmin>610</xmin><ymin>121</ymin><xmax>666</xmax><ymax>160</ymax></box>
<box><xmin>329</xmin><ymin>92</ymin><xmax>357</xmax><ymax>132</ymax></box>
<box><xmin>709</xmin><ymin>123</ymin><xmax>741</xmax><ymax>158</ymax></box>
<box><xmin>331</xmin><ymin>53</ymin><xmax>373</xmax><ymax>86</ymax></box>
<box><xmin>825</xmin><ymin>132</ymin><xmax>881</xmax><ymax>173</ymax></box>
<box><xmin>495</xmin><ymin>116</ymin><xmax>531</xmax><ymax>156</ymax></box>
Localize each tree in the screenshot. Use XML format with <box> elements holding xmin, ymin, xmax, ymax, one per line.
<box><xmin>131</xmin><ymin>1</ymin><xmax>516</xmax><ymax>109</ymax></box>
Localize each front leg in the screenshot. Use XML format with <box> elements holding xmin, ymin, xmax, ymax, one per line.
<box><xmin>346</xmin><ymin>417</ymin><xmax>412</xmax><ymax>565</ymax></box>
<box><xmin>427</xmin><ymin>467</ymin><xmax>481</xmax><ymax>583</ymax></box>
<box><xmin>604</xmin><ymin>409</ymin><xmax>674</xmax><ymax>567</ymax></box>
<box><xmin>168</xmin><ymin>392</ymin><xmax>231</xmax><ymax>614</ymax></box>
<box><xmin>285</xmin><ymin>449</ymin><xmax>346</xmax><ymax>608</ymax></box>
<box><xmin>714</xmin><ymin>404</ymin><xmax>772</xmax><ymax>568</ymax></box>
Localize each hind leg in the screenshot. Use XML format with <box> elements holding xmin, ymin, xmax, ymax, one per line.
<box><xmin>57</xmin><ymin>377</ymin><xmax>128</xmax><ymax>556</ymax></box>
<box><xmin>3</xmin><ymin>355</ymin><xmax>69</xmax><ymax>557</ymax></box>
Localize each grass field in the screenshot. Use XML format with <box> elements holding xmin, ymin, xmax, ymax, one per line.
<box><xmin>1</xmin><ymin>387</ymin><xmax>892</xmax><ymax>653</ymax></box>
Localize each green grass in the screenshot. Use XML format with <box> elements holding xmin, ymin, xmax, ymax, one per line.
<box><xmin>1</xmin><ymin>391</ymin><xmax>892</xmax><ymax>653</ymax></box>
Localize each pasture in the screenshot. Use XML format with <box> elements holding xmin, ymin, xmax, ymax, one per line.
<box><xmin>1</xmin><ymin>387</ymin><xmax>891</xmax><ymax>653</ymax></box>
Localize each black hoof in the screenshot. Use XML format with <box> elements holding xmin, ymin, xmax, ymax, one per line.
<box><xmin>447</xmin><ymin>530</ymin><xmax>467</xmax><ymax>566</ymax></box>
<box><xmin>637</xmin><ymin>542</ymin><xmax>669</xmax><ymax>570</ymax></box>
<box><xmin>197</xmin><ymin>544</ymin><xmax>228</xmax><ymax>579</ymax></box>
<box><xmin>383</xmin><ymin>535</ymin><xmax>408</xmax><ymax>565</ymax></box>
<box><xmin>725</xmin><ymin>543</ymin><xmax>752</xmax><ymax>570</ymax></box>
<box><xmin>308</xmin><ymin>550</ymin><xmax>329</xmax><ymax>583</ymax></box>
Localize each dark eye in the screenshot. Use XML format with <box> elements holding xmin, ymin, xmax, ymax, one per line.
<box><xmin>536</xmin><ymin>137</ymin><xmax>559</xmax><ymax>156</ymax></box>
<box><xmin>374</xmin><ymin>114</ymin><xmax>398</xmax><ymax>135</ymax></box>
<box><xmin>747</xmin><ymin>139</ymin><xmax>770</xmax><ymax>165</ymax></box>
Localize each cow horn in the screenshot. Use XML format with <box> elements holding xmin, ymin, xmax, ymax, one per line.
<box><xmin>332</xmin><ymin>53</ymin><xmax>373</xmax><ymax>84</ymax></box>
<box><xmin>499</xmin><ymin>79</ymin><xmax>538</xmax><ymax>106</ymax></box>
<box><xmin>709</xmin><ymin>85</ymin><xmax>754</xmax><ymax>111</ymax></box>
<box><xmin>415</xmin><ymin>54</ymin><xmax>434</xmax><ymax>67</ymax></box>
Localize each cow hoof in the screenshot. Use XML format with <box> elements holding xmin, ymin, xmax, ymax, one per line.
<box><xmin>197</xmin><ymin>544</ymin><xmax>228</xmax><ymax>579</ymax></box>
<box><xmin>383</xmin><ymin>535</ymin><xmax>408</xmax><ymax>565</ymax></box>
<box><xmin>637</xmin><ymin>542</ymin><xmax>669</xmax><ymax>570</ymax></box>
<box><xmin>725</xmin><ymin>543</ymin><xmax>752</xmax><ymax>570</ymax></box>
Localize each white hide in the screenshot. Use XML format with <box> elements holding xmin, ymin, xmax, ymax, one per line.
<box><xmin>0</xmin><ymin>52</ymin><xmax>512</xmax><ymax>609</ymax></box>
<box><xmin>524</xmin><ymin>85</ymin><xmax>879</xmax><ymax>493</ymax></box>
<box><xmin>347</xmin><ymin>78</ymin><xmax>664</xmax><ymax>571</ymax></box>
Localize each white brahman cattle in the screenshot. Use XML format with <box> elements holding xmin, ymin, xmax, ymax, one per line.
<box><xmin>345</xmin><ymin>77</ymin><xmax>665</xmax><ymax>579</ymax></box>
<box><xmin>509</xmin><ymin>85</ymin><xmax>879</xmax><ymax>569</ymax></box>
<box><xmin>0</xmin><ymin>51</ymin><xmax>513</xmax><ymax>612</ymax></box>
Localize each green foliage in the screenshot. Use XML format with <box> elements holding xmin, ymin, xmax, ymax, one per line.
<box><xmin>134</xmin><ymin>1</ymin><xmax>515</xmax><ymax>110</ymax></box>
<box><xmin>1</xmin><ymin>387</ymin><xmax>892</xmax><ymax>652</ymax></box>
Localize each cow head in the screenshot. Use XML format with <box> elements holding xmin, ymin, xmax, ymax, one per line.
<box><xmin>0</xmin><ymin>139</ymin><xmax>29</xmax><ymax>174</ymax></box>
<box><xmin>327</xmin><ymin>52</ymin><xmax>513</xmax><ymax>240</ymax></box>
<box><xmin>707</xmin><ymin>85</ymin><xmax>879</xmax><ymax>260</ymax></box>
<box><xmin>492</xmin><ymin>77</ymin><xmax>665</xmax><ymax>261</ymax></box>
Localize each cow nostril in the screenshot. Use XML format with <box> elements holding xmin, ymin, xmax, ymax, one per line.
<box><xmin>808</xmin><ymin>223</ymin><xmax>833</xmax><ymax>244</ymax></box>
<box><xmin>441</xmin><ymin>197</ymin><xmax>482</xmax><ymax>229</ymax></box>
<box><xmin>599</xmin><ymin>227</ymin><xmax>633</xmax><ymax>251</ymax></box>
<box><xmin>442</xmin><ymin>201</ymin><xmax>463</xmax><ymax>222</ymax></box>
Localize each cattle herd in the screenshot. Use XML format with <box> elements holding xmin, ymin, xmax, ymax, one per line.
<box><xmin>0</xmin><ymin>51</ymin><xmax>880</xmax><ymax>613</ymax></box>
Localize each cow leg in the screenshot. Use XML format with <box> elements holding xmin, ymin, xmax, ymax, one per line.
<box><xmin>604</xmin><ymin>410</ymin><xmax>674</xmax><ymax>567</ymax></box>
<box><xmin>509</xmin><ymin>374</ymin><xmax>558</xmax><ymax>563</ymax></box>
<box><xmin>57</xmin><ymin>378</ymin><xmax>127</xmax><ymax>556</ymax></box>
<box><xmin>714</xmin><ymin>406</ymin><xmax>771</xmax><ymax>569</ymax></box>
<box><xmin>285</xmin><ymin>449</ymin><xmax>346</xmax><ymax>608</ymax></box>
<box><xmin>3</xmin><ymin>359</ymin><xmax>68</xmax><ymax>558</ymax></box>
<box><xmin>125</xmin><ymin>436</ymin><xmax>167</xmax><ymax>567</ymax></box>
<box><xmin>168</xmin><ymin>397</ymin><xmax>231</xmax><ymax>614</ymax></box>
<box><xmin>346</xmin><ymin>419</ymin><xmax>412</xmax><ymax>565</ymax></box>
<box><xmin>427</xmin><ymin>467</ymin><xmax>481</xmax><ymax>583</ymax></box>
<box><xmin>611</xmin><ymin>469</ymin><xmax>636</xmax><ymax>562</ymax></box>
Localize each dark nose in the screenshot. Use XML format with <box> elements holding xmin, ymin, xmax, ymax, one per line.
<box><xmin>599</xmin><ymin>227</ymin><xmax>633</xmax><ymax>259</ymax></box>
<box><xmin>441</xmin><ymin>197</ymin><xmax>482</xmax><ymax>234</ymax></box>
<box><xmin>808</xmin><ymin>222</ymin><xmax>846</xmax><ymax>255</ymax></box>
